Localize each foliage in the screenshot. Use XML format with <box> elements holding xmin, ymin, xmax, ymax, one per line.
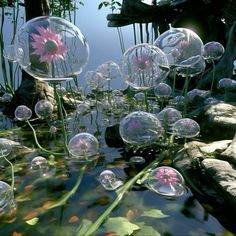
<box><xmin>98</xmin><ymin>0</ymin><xmax>122</xmax><ymax>12</ymax></box>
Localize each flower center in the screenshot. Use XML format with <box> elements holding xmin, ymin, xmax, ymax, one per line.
<box><xmin>44</xmin><ymin>40</ymin><xmax>58</xmax><ymax>54</ymax></box>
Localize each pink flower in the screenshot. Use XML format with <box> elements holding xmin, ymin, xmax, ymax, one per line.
<box><xmin>30</xmin><ymin>26</ymin><xmax>67</xmax><ymax>63</ymax></box>
<box><xmin>132</xmin><ymin>53</ymin><xmax>153</xmax><ymax>72</ymax></box>
<box><xmin>155</xmin><ymin>167</ymin><xmax>178</xmax><ymax>185</ymax></box>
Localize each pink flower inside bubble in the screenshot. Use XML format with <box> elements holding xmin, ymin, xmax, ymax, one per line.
<box><xmin>155</xmin><ymin>167</ymin><xmax>178</xmax><ymax>185</ymax></box>
<box><xmin>30</xmin><ymin>26</ymin><xmax>68</xmax><ymax>63</ymax></box>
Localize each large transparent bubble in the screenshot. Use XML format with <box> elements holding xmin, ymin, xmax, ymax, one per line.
<box><xmin>68</xmin><ymin>133</ymin><xmax>99</xmax><ymax>161</ymax></box>
<box><xmin>85</xmin><ymin>71</ymin><xmax>106</xmax><ymax>90</ymax></box>
<box><xmin>14</xmin><ymin>16</ymin><xmax>89</xmax><ymax>82</ymax></box>
<box><xmin>14</xmin><ymin>105</ymin><xmax>32</xmax><ymax>121</ymax></box>
<box><xmin>147</xmin><ymin>166</ymin><xmax>185</xmax><ymax>197</ymax></box>
<box><xmin>154</xmin><ymin>26</ymin><xmax>204</xmax><ymax>76</ymax></box>
<box><xmin>120</xmin><ymin>43</ymin><xmax>169</xmax><ymax>90</ymax></box>
<box><xmin>172</xmin><ymin>118</ymin><xmax>200</xmax><ymax>138</ymax></box>
<box><xmin>0</xmin><ymin>181</ymin><xmax>16</xmax><ymax>216</ymax></box>
<box><xmin>119</xmin><ymin>111</ymin><xmax>163</xmax><ymax>146</ymax></box>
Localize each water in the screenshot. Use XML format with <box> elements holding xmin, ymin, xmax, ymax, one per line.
<box><xmin>0</xmin><ymin>1</ymin><xmax>233</xmax><ymax>236</ymax></box>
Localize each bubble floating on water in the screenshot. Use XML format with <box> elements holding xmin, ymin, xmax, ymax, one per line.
<box><xmin>68</xmin><ymin>133</ymin><xmax>99</xmax><ymax>161</ymax></box>
<box><xmin>154</xmin><ymin>82</ymin><xmax>172</xmax><ymax>98</ymax></box>
<box><xmin>98</xmin><ymin>170</ymin><xmax>123</xmax><ymax>191</ymax></box>
<box><xmin>34</xmin><ymin>100</ymin><xmax>54</xmax><ymax>119</ymax></box>
<box><xmin>119</xmin><ymin>111</ymin><xmax>163</xmax><ymax>147</ymax></box>
<box><xmin>172</xmin><ymin>118</ymin><xmax>200</xmax><ymax>138</ymax></box>
<box><xmin>0</xmin><ymin>138</ymin><xmax>12</xmax><ymax>157</ymax></box>
<box><xmin>0</xmin><ymin>93</ymin><xmax>13</xmax><ymax>103</ymax></box>
<box><xmin>120</xmin><ymin>43</ymin><xmax>169</xmax><ymax>90</ymax></box>
<box><xmin>129</xmin><ymin>156</ymin><xmax>145</xmax><ymax>165</ymax></box>
<box><xmin>31</xmin><ymin>156</ymin><xmax>49</xmax><ymax>175</ymax></box>
<box><xmin>147</xmin><ymin>166</ymin><xmax>185</xmax><ymax>197</ymax></box>
<box><xmin>14</xmin><ymin>16</ymin><xmax>89</xmax><ymax>82</ymax></box>
<box><xmin>203</xmin><ymin>41</ymin><xmax>225</xmax><ymax>62</ymax></box>
<box><xmin>0</xmin><ymin>181</ymin><xmax>16</xmax><ymax>216</ymax></box>
<box><xmin>14</xmin><ymin>105</ymin><xmax>32</xmax><ymax>121</ymax></box>
<box><xmin>157</xmin><ymin>107</ymin><xmax>182</xmax><ymax>126</ymax></box>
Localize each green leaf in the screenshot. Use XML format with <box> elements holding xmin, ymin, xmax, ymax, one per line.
<box><xmin>135</xmin><ymin>222</ymin><xmax>161</xmax><ymax>236</ymax></box>
<box><xmin>99</xmin><ymin>217</ymin><xmax>140</xmax><ymax>236</ymax></box>
<box><xmin>141</xmin><ymin>209</ymin><xmax>169</xmax><ymax>218</ymax></box>
<box><xmin>76</xmin><ymin>219</ymin><xmax>93</xmax><ymax>235</ymax></box>
<box><xmin>25</xmin><ymin>217</ymin><xmax>39</xmax><ymax>225</ymax></box>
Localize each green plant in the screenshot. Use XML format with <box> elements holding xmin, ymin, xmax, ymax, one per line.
<box><xmin>98</xmin><ymin>0</ymin><xmax>122</xmax><ymax>13</ymax></box>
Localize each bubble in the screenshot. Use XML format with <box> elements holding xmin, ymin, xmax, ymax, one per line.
<box><xmin>172</xmin><ymin>95</ymin><xmax>186</xmax><ymax>107</ymax></box>
<box><xmin>154</xmin><ymin>26</ymin><xmax>203</xmax><ymax>65</ymax></box>
<box><xmin>68</xmin><ymin>133</ymin><xmax>99</xmax><ymax>161</ymax></box>
<box><xmin>129</xmin><ymin>156</ymin><xmax>145</xmax><ymax>165</ymax></box>
<box><xmin>77</xmin><ymin>103</ymin><xmax>90</xmax><ymax>115</ymax></box>
<box><xmin>34</xmin><ymin>100</ymin><xmax>54</xmax><ymax>119</ymax></box>
<box><xmin>154</xmin><ymin>83</ymin><xmax>172</xmax><ymax>98</ymax></box>
<box><xmin>120</xmin><ymin>43</ymin><xmax>169</xmax><ymax>90</ymax></box>
<box><xmin>14</xmin><ymin>105</ymin><xmax>32</xmax><ymax>121</ymax></box>
<box><xmin>3</xmin><ymin>45</ymin><xmax>17</xmax><ymax>62</ymax></box>
<box><xmin>96</xmin><ymin>61</ymin><xmax>121</xmax><ymax>80</ymax></box>
<box><xmin>217</xmin><ymin>78</ymin><xmax>236</xmax><ymax>90</ymax></box>
<box><xmin>0</xmin><ymin>93</ymin><xmax>13</xmax><ymax>103</ymax></box>
<box><xmin>187</xmin><ymin>89</ymin><xmax>211</xmax><ymax>103</ymax></box>
<box><xmin>30</xmin><ymin>156</ymin><xmax>53</xmax><ymax>177</ymax></box>
<box><xmin>119</xmin><ymin>111</ymin><xmax>163</xmax><ymax>146</ymax></box>
<box><xmin>134</xmin><ymin>92</ymin><xmax>145</xmax><ymax>102</ymax></box>
<box><xmin>98</xmin><ymin>170</ymin><xmax>123</xmax><ymax>191</ymax></box>
<box><xmin>147</xmin><ymin>166</ymin><xmax>185</xmax><ymax>197</ymax></box>
<box><xmin>14</xmin><ymin>16</ymin><xmax>89</xmax><ymax>82</ymax></box>
<box><xmin>175</xmin><ymin>55</ymin><xmax>206</xmax><ymax>77</ymax></box>
<box><xmin>157</xmin><ymin>107</ymin><xmax>182</xmax><ymax>126</ymax></box>
<box><xmin>85</xmin><ymin>70</ymin><xmax>106</xmax><ymax>90</ymax></box>
<box><xmin>203</xmin><ymin>41</ymin><xmax>225</xmax><ymax>62</ymax></box>
<box><xmin>0</xmin><ymin>138</ymin><xmax>12</xmax><ymax>157</ymax></box>
<box><xmin>31</xmin><ymin>156</ymin><xmax>48</xmax><ymax>171</ymax></box>
<box><xmin>0</xmin><ymin>181</ymin><xmax>16</xmax><ymax>216</ymax></box>
<box><xmin>172</xmin><ymin>118</ymin><xmax>200</xmax><ymax>138</ymax></box>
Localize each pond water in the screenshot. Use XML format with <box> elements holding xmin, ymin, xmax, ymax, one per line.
<box><xmin>0</xmin><ymin>1</ymin><xmax>234</xmax><ymax>236</ymax></box>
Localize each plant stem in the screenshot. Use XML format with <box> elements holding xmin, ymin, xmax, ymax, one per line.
<box><xmin>26</xmin><ymin>120</ymin><xmax>64</xmax><ymax>156</ymax></box>
<box><xmin>53</xmin><ymin>83</ymin><xmax>70</xmax><ymax>156</ymax></box>
<box><xmin>77</xmin><ymin>155</ymin><xmax>165</xmax><ymax>236</ymax></box>
<box><xmin>48</xmin><ymin>164</ymin><xmax>86</xmax><ymax>209</ymax></box>
<box><xmin>3</xmin><ymin>156</ymin><xmax>14</xmax><ymax>189</ymax></box>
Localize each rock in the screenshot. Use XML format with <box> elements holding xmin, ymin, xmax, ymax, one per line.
<box><xmin>173</xmin><ymin>139</ymin><xmax>236</xmax><ymax>232</ymax></box>
<box><xmin>198</xmin><ymin>102</ymin><xmax>236</xmax><ymax>140</ymax></box>
<box><xmin>219</xmin><ymin>132</ymin><xmax>236</xmax><ymax>165</ymax></box>
<box><xmin>201</xmin><ymin>158</ymin><xmax>236</xmax><ymax>207</ymax></box>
